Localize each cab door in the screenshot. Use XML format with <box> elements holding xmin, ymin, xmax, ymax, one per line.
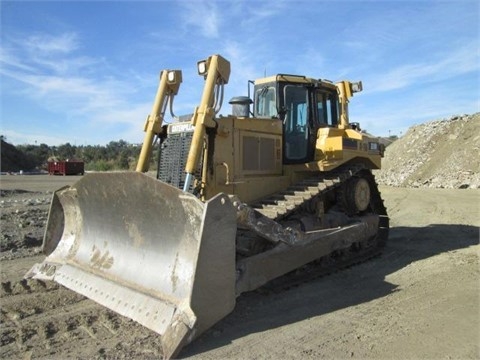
<box><xmin>282</xmin><ymin>84</ymin><xmax>313</xmax><ymax>164</ymax></box>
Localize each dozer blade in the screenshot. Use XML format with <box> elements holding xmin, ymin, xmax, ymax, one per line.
<box><xmin>26</xmin><ymin>172</ymin><xmax>237</xmax><ymax>359</ymax></box>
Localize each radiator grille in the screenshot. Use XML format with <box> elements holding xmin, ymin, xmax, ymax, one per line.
<box><xmin>157</xmin><ymin>132</ymin><xmax>202</xmax><ymax>191</ymax></box>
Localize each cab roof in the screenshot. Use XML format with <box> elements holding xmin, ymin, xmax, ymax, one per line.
<box><xmin>254</xmin><ymin>74</ymin><xmax>337</xmax><ymax>90</ymax></box>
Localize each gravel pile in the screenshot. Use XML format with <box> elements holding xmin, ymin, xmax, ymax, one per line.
<box><xmin>375</xmin><ymin>113</ymin><xmax>480</xmax><ymax>189</ymax></box>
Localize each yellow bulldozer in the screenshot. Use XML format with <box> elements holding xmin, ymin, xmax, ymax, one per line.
<box><xmin>27</xmin><ymin>54</ymin><xmax>389</xmax><ymax>358</ymax></box>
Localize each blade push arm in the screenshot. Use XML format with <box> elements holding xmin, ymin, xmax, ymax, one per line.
<box><xmin>183</xmin><ymin>54</ymin><xmax>230</xmax><ymax>192</ymax></box>
<box><xmin>136</xmin><ymin>70</ymin><xmax>182</xmax><ymax>172</ymax></box>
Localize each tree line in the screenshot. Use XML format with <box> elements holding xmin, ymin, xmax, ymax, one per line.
<box><xmin>2</xmin><ymin>138</ymin><xmax>159</xmax><ymax>172</ymax></box>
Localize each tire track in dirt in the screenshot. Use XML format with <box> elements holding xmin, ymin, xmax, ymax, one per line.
<box><xmin>0</xmin><ymin>278</ymin><xmax>163</xmax><ymax>359</ymax></box>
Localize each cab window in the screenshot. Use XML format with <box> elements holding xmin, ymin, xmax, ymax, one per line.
<box><xmin>316</xmin><ymin>90</ymin><xmax>339</xmax><ymax>127</ymax></box>
<box><xmin>254</xmin><ymin>86</ymin><xmax>277</xmax><ymax>118</ymax></box>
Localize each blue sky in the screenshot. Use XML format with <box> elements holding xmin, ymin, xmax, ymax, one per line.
<box><xmin>1</xmin><ymin>0</ymin><xmax>479</xmax><ymax>146</ymax></box>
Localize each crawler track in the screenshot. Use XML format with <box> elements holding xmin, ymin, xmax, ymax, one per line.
<box><xmin>244</xmin><ymin>164</ymin><xmax>389</xmax><ymax>291</ymax></box>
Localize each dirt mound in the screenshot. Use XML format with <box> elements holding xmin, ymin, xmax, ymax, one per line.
<box><xmin>0</xmin><ymin>140</ymin><xmax>36</xmax><ymax>173</ymax></box>
<box><xmin>375</xmin><ymin>113</ymin><xmax>480</xmax><ymax>189</ymax></box>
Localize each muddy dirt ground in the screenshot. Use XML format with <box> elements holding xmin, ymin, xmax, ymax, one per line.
<box><xmin>1</xmin><ymin>174</ymin><xmax>479</xmax><ymax>359</ymax></box>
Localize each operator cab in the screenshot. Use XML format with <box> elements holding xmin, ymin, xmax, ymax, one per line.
<box><xmin>253</xmin><ymin>75</ymin><xmax>340</xmax><ymax>164</ymax></box>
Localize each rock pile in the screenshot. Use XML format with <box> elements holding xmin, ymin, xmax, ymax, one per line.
<box><xmin>375</xmin><ymin>113</ymin><xmax>480</xmax><ymax>189</ymax></box>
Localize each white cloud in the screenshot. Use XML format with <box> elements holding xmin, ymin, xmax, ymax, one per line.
<box><xmin>2</xmin><ymin>67</ymin><xmax>129</xmax><ymax>109</ymax></box>
<box><xmin>2</xmin><ymin>128</ymin><xmax>69</xmax><ymax>147</ymax></box>
<box><xmin>23</xmin><ymin>32</ymin><xmax>79</xmax><ymax>54</ymax></box>
<box><xmin>179</xmin><ymin>1</ymin><xmax>220</xmax><ymax>38</ymax></box>
<box><xmin>353</xmin><ymin>82</ymin><xmax>479</xmax><ymax>137</ymax></box>
<box><xmin>0</xmin><ymin>47</ymin><xmax>36</xmax><ymax>72</ymax></box>
<box><xmin>366</xmin><ymin>40</ymin><xmax>480</xmax><ymax>93</ymax></box>
<box><xmin>0</xmin><ymin>31</ymin><xmax>153</xmax><ymax>145</ymax></box>
<box><xmin>1</xmin><ymin>1</ymin><xmax>478</xmax><ymax>146</ymax></box>
<box><xmin>241</xmin><ymin>0</ymin><xmax>287</xmax><ymax>24</ymax></box>
<box><xmin>2</xmin><ymin>32</ymin><xmax>102</xmax><ymax>77</ymax></box>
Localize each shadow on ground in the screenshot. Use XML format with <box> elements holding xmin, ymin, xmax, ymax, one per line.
<box><xmin>181</xmin><ymin>223</ymin><xmax>479</xmax><ymax>357</ymax></box>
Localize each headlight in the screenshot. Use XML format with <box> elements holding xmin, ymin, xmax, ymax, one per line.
<box><xmin>164</xmin><ymin>70</ymin><xmax>182</xmax><ymax>94</ymax></box>
<box><xmin>197</xmin><ymin>60</ymin><xmax>207</xmax><ymax>76</ymax></box>
<box><xmin>167</xmin><ymin>70</ymin><xmax>177</xmax><ymax>83</ymax></box>
<box><xmin>351</xmin><ymin>81</ymin><xmax>363</xmax><ymax>93</ymax></box>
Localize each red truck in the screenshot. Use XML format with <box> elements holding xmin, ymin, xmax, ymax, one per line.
<box><xmin>48</xmin><ymin>161</ymin><xmax>84</xmax><ymax>176</ymax></box>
